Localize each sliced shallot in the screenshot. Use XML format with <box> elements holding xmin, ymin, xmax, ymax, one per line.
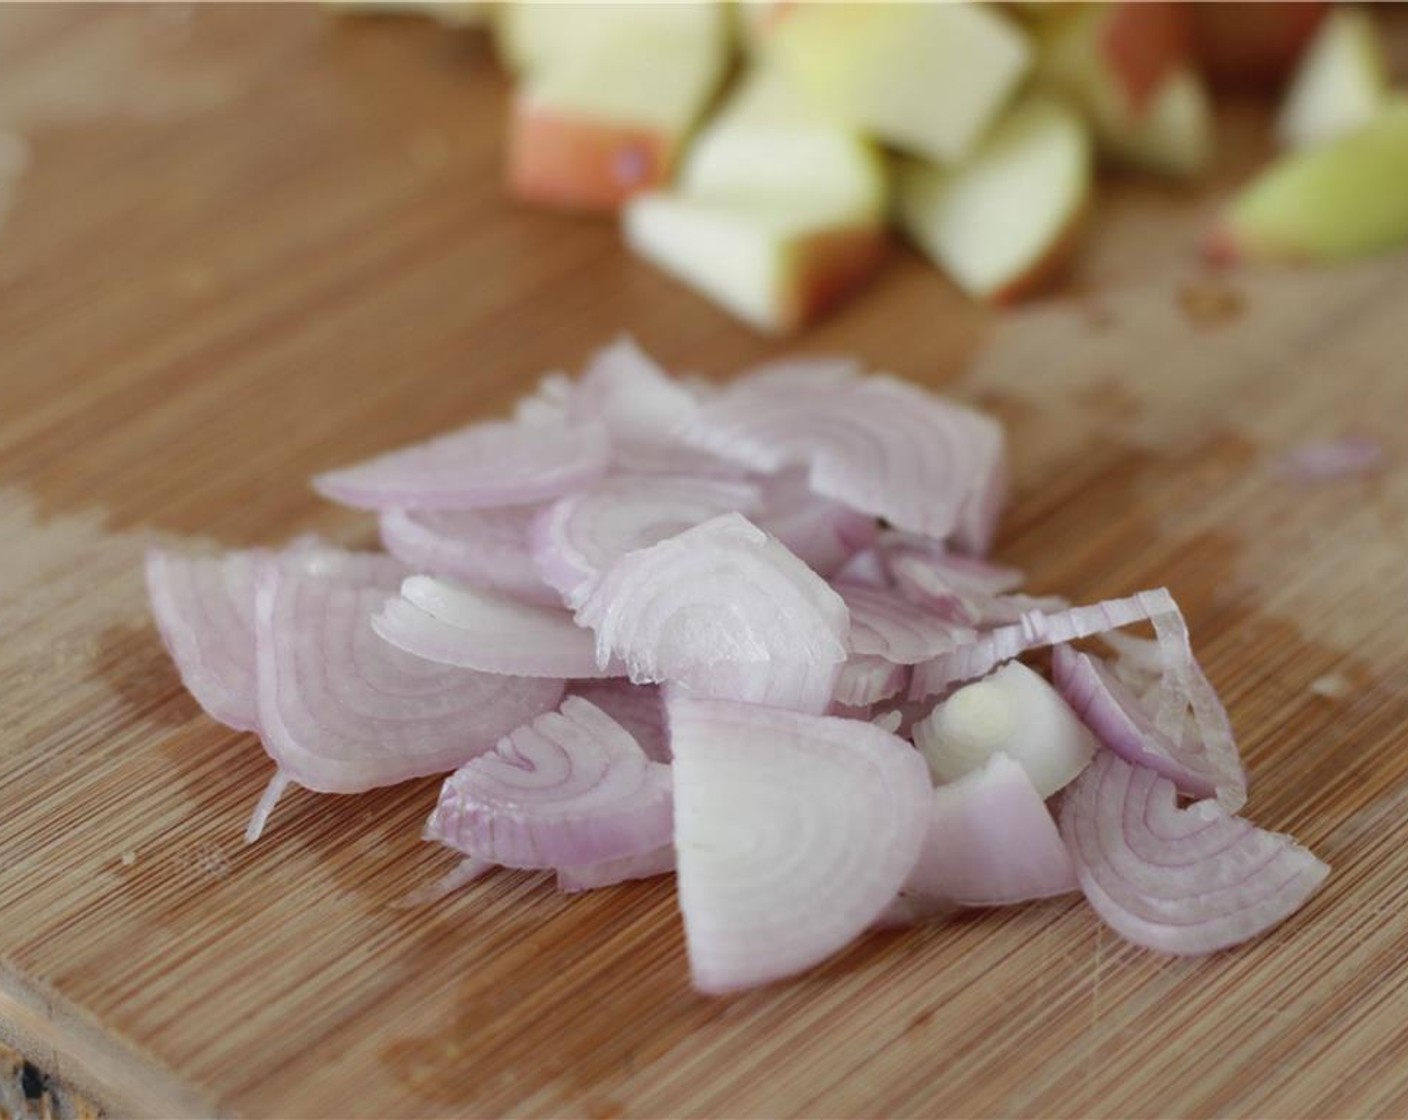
<box><xmin>253</xmin><ymin>563</ymin><xmax>564</xmax><ymax>797</ymax></box>
<box><xmin>752</xmin><ymin>468</ymin><xmax>878</xmax><ymax>578</ymax></box>
<box><xmin>373</xmin><ymin>576</ymin><xmax>614</xmax><ymax>679</ymax></box>
<box><xmin>571</xmin><ymin>337</ymin><xmax>737</xmax><ymax>476</ymax></box>
<box><xmin>426</xmin><ymin>697</ymin><xmax>672</xmax><ymax>869</ymax></box>
<box><xmin>556</xmin><ymin>845</ymin><xmax>676</xmax><ymax>893</ymax></box>
<box><xmin>838</xmin><ymin>582</ymin><xmax>977</xmax><ymax>665</ymax></box>
<box><xmin>832</xmin><ymin>547</ymin><xmax>890</xmax><ymax>588</ymax></box>
<box><xmin>913</xmin><ymin>661</ymin><xmax>1096</xmax><ymax>797</ymax></box>
<box><xmin>530</xmin><ymin>474</ymin><xmax>760</xmax><ymax>608</ymax></box>
<box><xmin>379</xmin><ymin>505</ymin><xmax>559</xmax><ymax>605</ymax></box>
<box><xmin>1060</xmin><ymin>752</ymin><xmax>1328</xmax><ymax>955</ymax></box>
<box><xmin>568</xmin><ymin>680</ymin><xmax>670</xmax><ymax>763</ymax></box>
<box><xmin>909</xmin><ymin>590</ymin><xmax>1179</xmax><ymax>699</ymax></box>
<box><xmin>669</xmin><ymin>696</ymin><xmax>932</xmax><ymax>994</ymax></box>
<box><xmin>1052</xmin><ymin>644</ymin><xmax>1219</xmax><ymax>801</ymax></box>
<box><xmin>832</xmin><ymin>656</ymin><xmax>909</xmax><ymax>708</ymax></box>
<box><xmin>313</xmin><ymin>418</ymin><xmax>610</xmax><ymax>511</ymax></box>
<box><xmin>147</xmin><ymin>548</ymin><xmax>263</xmax><ymax>731</ymax></box>
<box><xmin>880</xmin><ymin>533</ymin><xmax>1026</xmax><ymax>594</ymax></box>
<box><xmin>513</xmin><ymin>371</ymin><xmax>576</xmax><ymax>426</ymax></box>
<box><xmin>680</xmin><ymin>369</ymin><xmax>1005</xmax><ymax>552</ymax></box>
<box><xmin>147</xmin><ymin>543</ymin><xmax>407</xmax><ymax>733</ymax></box>
<box><xmin>576</xmin><ymin>513</ymin><xmax>849</xmax><ymax>714</ymax></box>
<box><xmin>888</xmin><ymin>549</ymin><xmax>1065</xmax><ymax>627</ymax></box>
<box><xmin>905</xmin><ymin>753</ymin><xmax>1077</xmax><ymax>907</ymax></box>
<box><xmin>910</xmin><ymin>589</ymin><xmax>1245</xmax><ymax>810</ymax></box>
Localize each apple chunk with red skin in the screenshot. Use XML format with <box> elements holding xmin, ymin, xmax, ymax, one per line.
<box><xmin>624</xmin><ymin>196</ymin><xmax>888</xmax><ymax>336</ymax></box>
<box><xmin>1190</xmin><ymin>2</ymin><xmax>1328</xmax><ymax>90</ymax></box>
<box><xmin>622</xmin><ymin>64</ymin><xmax>889</xmax><ymax>334</ymax></box>
<box><xmin>507</xmin><ymin>32</ymin><xmax>725</xmax><ymax>214</ymax></box>
<box><xmin>896</xmin><ymin>97</ymin><xmax>1092</xmax><ymax>304</ymax></box>
<box><xmin>1036</xmin><ymin>2</ymin><xmax>1189</xmax><ymax>121</ymax></box>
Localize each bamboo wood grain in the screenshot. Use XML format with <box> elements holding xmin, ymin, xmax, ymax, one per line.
<box><xmin>3</xmin><ymin>5</ymin><xmax>1408</xmax><ymax>1117</ymax></box>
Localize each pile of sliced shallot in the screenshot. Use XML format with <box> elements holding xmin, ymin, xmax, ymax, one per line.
<box><xmin>147</xmin><ymin>338</ymin><xmax>1328</xmax><ymax>993</ymax></box>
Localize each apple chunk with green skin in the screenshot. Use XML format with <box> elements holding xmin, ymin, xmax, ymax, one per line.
<box><xmin>624</xmin><ymin>195</ymin><xmax>887</xmax><ymax>335</ymax></box>
<box><xmin>765</xmin><ymin>1</ymin><xmax>1031</xmax><ymax>164</ymax></box>
<box><xmin>1209</xmin><ymin>100</ymin><xmax>1408</xmax><ymax>265</ymax></box>
<box><xmin>678</xmin><ymin>68</ymin><xmax>887</xmax><ymax>223</ymax></box>
<box><xmin>1276</xmin><ymin>8</ymin><xmax>1390</xmax><ymax>151</ymax></box>
<box><xmin>896</xmin><ymin>97</ymin><xmax>1091</xmax><ymax>304</ymax></box>
<box><xmin>507</xmin><ymin>35</ymin><xmax>725</xmax><ymax>214</ymax></box>
<box><xmin>494</xmin><ymin>2</ymin><xmax>725</xmax><ymax>77</ymax></box>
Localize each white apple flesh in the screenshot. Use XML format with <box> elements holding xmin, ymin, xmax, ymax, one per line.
<box><xmin>1276</xmin><ymin>8</ymin><xmax>1390</xmax><ymax>151</ymax></box>
<box><xmin>765</xmin><ymin>1</ymin><xmax>1031</xmax><ymax>164</ymax></box>
<box><xmin>1096</xmin><ymin>65</ymin><xmax>1214</xmax><ymax>179</ymax></box>
<box><xmin>677</xmin><ymin>68</ymin><xmax>887</xmax><ymax>223</ymax></box>
<box><xmin>494</xmin><ymin>2</ymin><xmax>725</xmax><ymax>77</ymax></box>
<box><xmin>896</xmin><ymin>96</ymin><xmax>1091</xmax><ymax>303</ymax></box>
<box><xmin>507</xmin><ymin>31</ymin><xmax>725</xmax><ymax>213</ymax></box>
<box><xmin>623</xmin><ymin>194</ymin><xmax>887</xmax><ymax>335</ymax></box>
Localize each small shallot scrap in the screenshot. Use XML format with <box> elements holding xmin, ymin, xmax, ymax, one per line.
<box><xmin>146</xmin><ymin>336</ymin><xmax>1329</xmax><ymax>994</ymax></box>
<box><xmin>1277</xmin><ymin>435</ymin><xmax>1385</xmax><ymax>484</ymax></box>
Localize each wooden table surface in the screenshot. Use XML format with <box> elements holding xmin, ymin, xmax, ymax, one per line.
<box><xmin>4</xmin><ymin>5</ymin><xmax>1408</xmax><ymax>1117</ymax></box>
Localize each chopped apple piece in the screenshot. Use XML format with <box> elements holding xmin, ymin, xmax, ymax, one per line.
<box><xmin>507</xmin><ymin>34</ymin><xmax>725</xmax><ymax>213</ymax></box>
<box><xmin>1097</xmin><ymin>66</ymin><xmax>1214</xmax><ymax>178</ymax></box>
<box><xmin>623</xmin><ymin>194</ymin><xmax>887</xmax><ymax>335</ymax></box>
<box><xmin>1276</xmin><ymin>8</ymin><xmax>1390</xmax><ymax>150</ymax></box>
<box><xmin>896</xmin><ymin>97</ymin><xmax>1091</xmax><ymax>303</ymax></box>
<box><xmin>1190</xmin><ymin>2</ymin><xmax>1328</xmax><ymax>90</ymax></box>
<box><xmin>1036</xmin><ymin>2</ymin><xmax>1189</xmax><ymax>120</ymax></box>
<box><xmin>765</xmin><ymin>2</ymin><xmax>1031</xmax><ymax>163</ymax></box>
<box><xmin>1208</xmin><ymin>99</ymin><xmax>1408</xmax><ymax>264</ymax></box>
<box><xmin>678</xmin><ymin>68</ymin><xmax>887</xmax><ymax>222</ymax></box>
<box><xmin>734</xmin><ymin>1</ymin><xmax>793</xmax><ymax>54</ymax></box>
<box><xmin>495</xmin><ymin>2</ymin><xmax>725</xmax><ymax>77</ymax></box>
<box><xmin>1035</xmin><ymin>4</ymin><xmax>1210</xmax><ymax>179</ymax></box>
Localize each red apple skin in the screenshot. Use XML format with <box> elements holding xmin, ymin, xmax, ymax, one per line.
<box><xmin>987</xmin><ymin>203</ymin><xmax>1090</xmax><ymax>306</ymax></box>
<box><xmin>1190</xmin><ymin>2</ymin><xmax>1328</xmax><ymax>90</ymax></box>
<box><xmin>507</xmin><ymin>101</ymin><xmax>676</xmax><ymax>214</ymax></box>
<box><xmin>1099</xmin><ymin>2</ymin><xmax>1189</xmax><ymax>116</ymax></box>
<box><xmin>782</xmin><ymin>226</ymin><xmax>890</xmax><ymax>332</ymax></box>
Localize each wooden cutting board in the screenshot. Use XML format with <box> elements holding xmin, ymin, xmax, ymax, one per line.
<box><xmin>4</xmin><ymin>6</ymin><xmax>1408</xmax><ymax>1117</ymax></box>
